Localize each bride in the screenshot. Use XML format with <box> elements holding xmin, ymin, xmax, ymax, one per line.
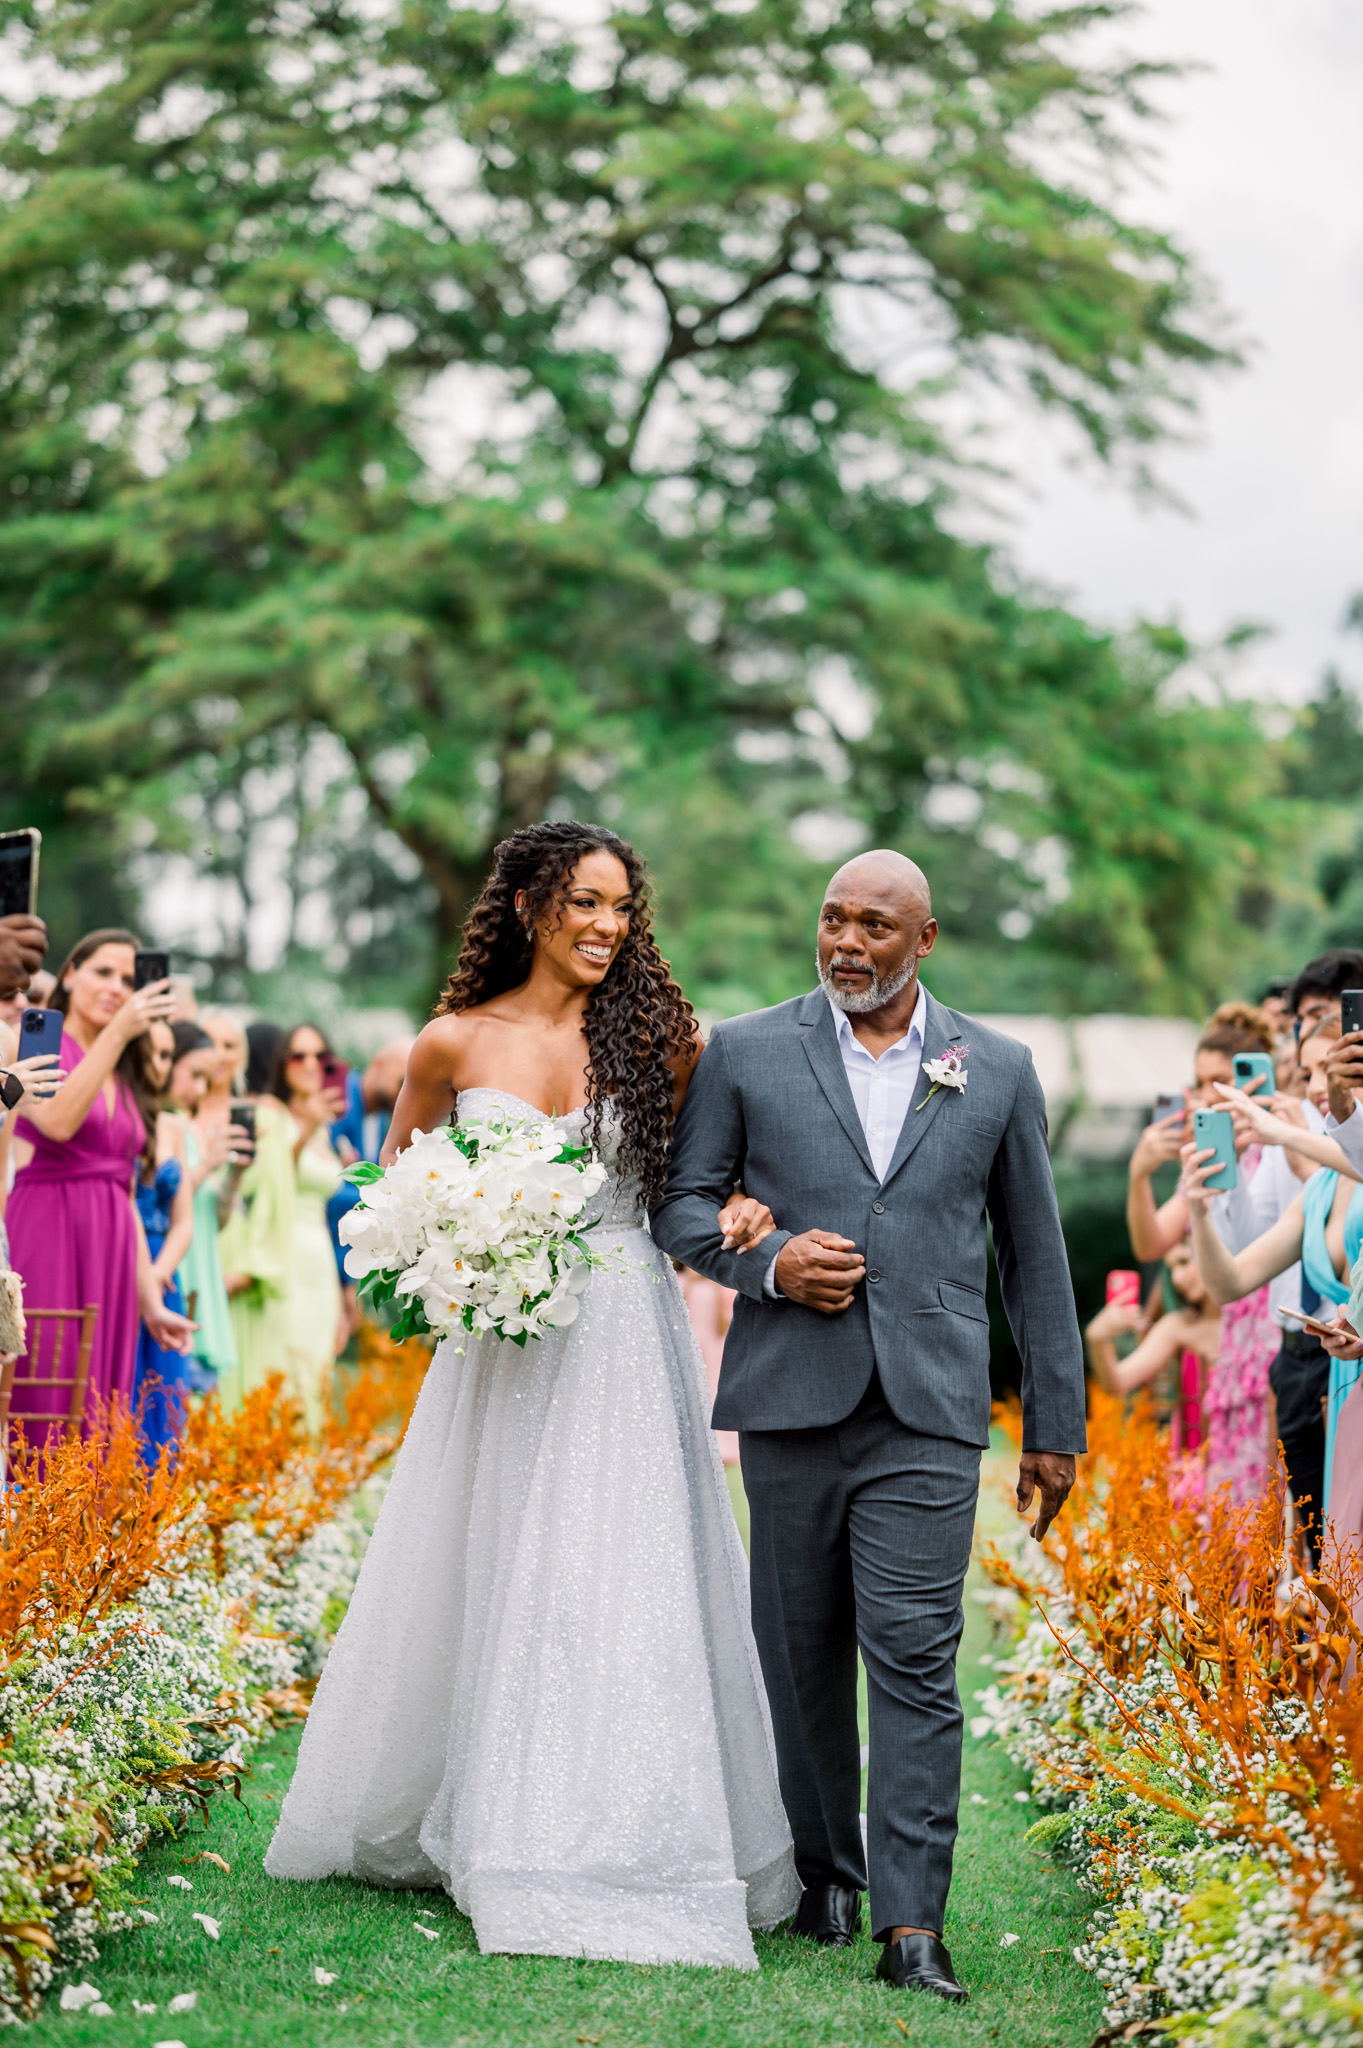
<box><xmin>265</xmin><ymin>821</ymin><xmax>799</xmax><ymax>1968</ymax></box>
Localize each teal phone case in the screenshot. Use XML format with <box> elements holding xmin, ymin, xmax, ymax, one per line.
<box><xmin>1193</xmin><ymin>1107</ymin><xmax>1237</xmax><ymax>1192</ymax></box>
<box><xmin>1232</xmin><ymin>1053</ymin><xmax>1275</xmax><ymax>1096</ymax></box>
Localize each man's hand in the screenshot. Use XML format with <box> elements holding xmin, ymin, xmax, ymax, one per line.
<box><xmin>0</xmin><ymin>914</ymin><xmax>48</xmax><ymax>999</ymax></box>
<box><xmin>1016</xmin><ymin>1451</ymin><xmax>1076</xmax><ymax>1542</ymax></box>
<box><xmin>772</xmin><ymin>1230</ymin><xmax>866</xmax><ymax>1313</ymax></box>
<box><xmin>1325</xmin><ymin>1030</ymin><xmax>1363</xmax><ymax>1126</ymax></box>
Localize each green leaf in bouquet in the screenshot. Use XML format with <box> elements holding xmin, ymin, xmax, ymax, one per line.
<box><xmin>342</xmin><ymin>1161</ymin><xmax>386</xmax><ymax>1187</ymax></box>
<box><xmin>390</xmin><ymin>1294</ymin><xmax>432</xmax><ymax>1344</ymax></box>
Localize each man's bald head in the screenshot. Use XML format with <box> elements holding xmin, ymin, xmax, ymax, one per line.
<box><xmin>817</xmin><ymin>852</ymin><xmax>938</xmax><ymax>1019</ymax></box>
<box><xmin>826</xmin><ymin>850</ymin><xmax>932</xmax><ymax>917</ymax></box>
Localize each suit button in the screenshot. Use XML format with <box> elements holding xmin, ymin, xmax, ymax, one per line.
<box><xmin>868</xmin><ymin>1270</ymin><xmax>881</xmax><ymax>1283</ymax></box>
<box><xmin>872</xmin><ymin>1201</ymin><xmax>885</xmax><ymax>1214</ymax></box>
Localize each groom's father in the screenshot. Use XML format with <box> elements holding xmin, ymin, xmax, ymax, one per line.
<box><xmin>652</xmin><ymin>852</ymin><xmax>1085</xmax><ymax>2001</ymax></box>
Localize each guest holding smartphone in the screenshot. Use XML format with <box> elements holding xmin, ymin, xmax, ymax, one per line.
<box><xmin>1085</xmin><ymin>1236</ymin><xmax>1221</xmax><ymax>1499</ymax></box>
<box><xmin>131</xmin><ymin>1018</ymin><xmax>197</xmax><ymax>1459</ymax></box>
<box><xmin>1184</xmin><ymin>1011</ymin><xmax>1363</xmax><ymax>1561</ymax></box>
<box><xmin>4</xmin><ymin>929</ymin><xmax>192</xmax><ymax>1444</ymax></box>
<box><xmin>218</xmin><ymin>1027</ymin><xmax>295</xmax><ymax>1420</ymax></box>
<box><xmin>168</xmin><ymin>1020</ymin><xmax>244</xmax><ymax>1393</ymax></box>
<box><xmin>268</xmin><ymin>1024</ymin><xmax>348</xmax><ymax>1435</ymax></box>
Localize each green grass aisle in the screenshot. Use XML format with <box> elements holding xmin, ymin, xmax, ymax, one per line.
<box><xmin>30</xmin><ymin>1452</ymin><xmax>1102</xmax><ymax>2048</ymax></box>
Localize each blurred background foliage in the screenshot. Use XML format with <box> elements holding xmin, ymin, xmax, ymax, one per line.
<box><xmin>0</xmin><ymin>0</ymin><xmax>1355</xmax><ymax>1020</ymax></box>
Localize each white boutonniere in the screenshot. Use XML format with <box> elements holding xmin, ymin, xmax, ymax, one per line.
<box><xmin>917</xmin><ymin>1045</ymin><xmax>969</xmax><ymax>1111</ymax></box>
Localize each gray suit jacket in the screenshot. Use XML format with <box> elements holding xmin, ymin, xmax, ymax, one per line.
<box><xmin>651</xmin><ymin>988</ymin><xmax>1086</xmax><ymax>1453</ymax></box>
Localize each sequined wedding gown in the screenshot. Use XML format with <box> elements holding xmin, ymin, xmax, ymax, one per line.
<box><xmin>266</xmin><ymin>1089</ymin><xmax>798</xmax><ymax>1968</ymax></box>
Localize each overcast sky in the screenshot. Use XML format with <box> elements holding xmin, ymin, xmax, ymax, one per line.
<box><xmin>966</xmin><ymin>0</ymin><xmax>1363</xmax><ymax>706</ymax></box>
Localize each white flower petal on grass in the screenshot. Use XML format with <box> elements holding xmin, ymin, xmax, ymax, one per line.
<box><xmin>416</xmin><ymin>1908</ymin><xmax>436</xmax><ymax>1918</ymax></box>
<box><xmin>167</xmin><ymin>1990</ymin><xmax>199</xmax><ymax>2013</ymax></box>
<box><xmin>136</xmin><ymin>1909</ymin><xmax>160</xmax><ymax>1924</ymax></box>
<box><xmin>968</xmin><ymin>1717</ymin><xmax>991</xmax><ymax>1740</ymax></box>
<box><xmin>1000</xmin><ymin>1932</ymin><xmax>1021</xmax><ymax>1948</ymax></box>
<box><xmin>166</xmin><ymin>1874</ymin><xmax>193</xmax><ymax>1891</ymax></box>
<box><xmin>89</xmin><ymin>2003</ymin><xmax>114</xmax><ymax>2017</ymax></box>
<box><xmin>59</xmin><ymin>1983</ymin><xmax>103</xmax><ymax>2011</ymax></box>
<box><xmin>414</xmin><ymin>1923</ymin><xmax>439</xmax><ymax>1940</ymax></box>
<box><xmin>192</xmin><ymin>1912</ymin><xmax>221</xmax><ymax>1940</ymax></box>
<box><xmin>152</xmin><ymin>2040</ymin><xmax>190</xmax><ymax>2048</ymax></box>
<box><xmin>132</xmin><ymin>2002</ymin><xmax>158</xmax><ymax>2015</ymax></box>
<box><xmin>314</xmin><ymin>1967</ymin><xmax>336</xmax><ymax>1986</ymax></box>
<box><xmin>1013</xmin><ymin>1789</ymin><xmax>1030</xmax><ymax>1803</ymax></box>
<box><xmin>970</xmin><ymin>1793</ymin><xmax>989</xmax><ymax>1805</ymax></box>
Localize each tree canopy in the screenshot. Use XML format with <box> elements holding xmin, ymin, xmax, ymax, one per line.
<box><xmin>0</xmin><ymin>0</ymin><xmax>1295</xmax><ymax>1013</ymax></box>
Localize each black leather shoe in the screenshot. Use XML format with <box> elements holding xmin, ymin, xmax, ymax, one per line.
<box><xmin>790</xmin><ymin>1884</ymin><xmax>862</xmax><ymax>1947</ymax></box>
<box><xmin>877</xmin><ymin>1932</ymin><xmax>968</xmax><ymax>2001</ymax></box>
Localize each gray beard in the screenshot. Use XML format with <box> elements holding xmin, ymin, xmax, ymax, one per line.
<box><xmin>817</xmin><ymin>952</ymin><xmax>916</xmax><ymax>1015</ymax></box>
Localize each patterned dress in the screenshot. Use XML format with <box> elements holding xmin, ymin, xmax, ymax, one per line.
<box><xmin>1204</xmin><ymin>1148</ymin><xmax>1277</xmax><ymax>1506</ymax></box>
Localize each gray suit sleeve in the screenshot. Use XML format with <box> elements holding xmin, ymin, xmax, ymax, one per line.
<box><xmin>985</xmin><ymin>1050</ymin><xmax>1088</xmax><ymax>1455</ymax></box>
<box><xmin>650</xmin><ymin>1031</ymin><xmax>792</xmax><ymax>1301</ymax></box>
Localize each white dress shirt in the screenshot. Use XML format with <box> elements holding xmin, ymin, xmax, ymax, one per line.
<box><xmin>764</xmin><ymin>983</ymin><xmax>927</xmax><ymax>1297</ymax></box>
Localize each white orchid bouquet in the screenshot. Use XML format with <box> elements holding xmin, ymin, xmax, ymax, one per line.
<box><xmin>338</xmin><ymin>1112</ymin><xmax>613</xmax><ymax>1348</ymax></box>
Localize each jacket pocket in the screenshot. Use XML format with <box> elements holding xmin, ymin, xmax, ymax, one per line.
<box><xmin>938</xmin><ymin>1280</ymin><xmax>988</xmax><ymax>1323</ymax></box>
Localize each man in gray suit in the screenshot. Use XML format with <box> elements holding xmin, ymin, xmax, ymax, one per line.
<box><xmin>651</xmin><ymin>851</ymin><xmax>1086</xmax><ymax>2001</ymax></box>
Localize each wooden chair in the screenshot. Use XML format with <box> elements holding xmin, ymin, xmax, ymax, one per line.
<box><xmin>0</xmin><ymin>1303</ymin><xmax>99</xmax><ymax>1449</ymax></box>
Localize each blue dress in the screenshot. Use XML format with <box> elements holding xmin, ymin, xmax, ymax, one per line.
<box><xmin>133</xmin><ymin>1159</ymin><xmax>187</xmax><ymax>1462</ymax></box>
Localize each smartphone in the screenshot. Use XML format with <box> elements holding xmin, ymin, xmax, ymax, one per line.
<box><xmin>0</xmin><ymin>828</ymin><xmax>40</xmax><ymax>919</ymax></box>
<box><xmin>1290</xmin><ymin>1311</ymin><xmax>1343</xmax><ymax>1342</ymax></box>
<box><xmin>1232</xmin><ymin>1053</ymin><xmax>1276</xmax><ymax>1096</ymax></box>
<box><xmin>133</xmin><ymin>948</ymin><xmax>171</xmax><ymax>990</ymax></box>
<box><xmin>18</xmin><ymin>1007</ymin><xmax>64</xmax><ymax>1064</ymax></box>
<box><xmin>1105</xmin><ymin>1270</ymin><xmax>1141</xmax><ymax>1309</ymax></box>
<box><xmin>1342</xmin><ymin>991</ymin><xmax>1363</xmax><ymax>1039</ymax></box>
<box><xmin>228</xmin><ymin>1103</ymin><xmax>256</xmax><ymax>1144</ymax></box>
<box><xmin>1192</xmin><ymin>1107</ymin><xmax>1237</xmax><ymax>1192</ymax></box>
<box><xmin>1152</xmin><ymin>1093</ymin><xmax>1184</xmax><ymax>1125</ymax></box>
<box><xmin>321</xmin><ymin>1055</ymin><xmax>350</xmax><ymax>1096</ymax></box>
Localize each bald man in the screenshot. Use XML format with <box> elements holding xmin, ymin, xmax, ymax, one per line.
<box><xmin>652</xmin><ymin>852</ymin><xmax>1085</xmax><ymax>2001</ymax></box>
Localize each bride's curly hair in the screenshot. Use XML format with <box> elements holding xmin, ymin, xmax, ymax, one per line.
<box><xmin>436</xmin><ymin>822</ymin><xmax>698</xmax><ymax>1204</ymax></box>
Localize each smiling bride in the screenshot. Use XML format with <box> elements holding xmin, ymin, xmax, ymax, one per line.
<box><xmin>264</xmin><ymin>821</ymin><xmax>798</xmax><ymax>1968</ymax></box>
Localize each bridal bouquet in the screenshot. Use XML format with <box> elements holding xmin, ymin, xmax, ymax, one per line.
<box><xmin>338</xmin><ymin>1113</ymin><xmax>613</xmax><ymax>1348</ymax></box>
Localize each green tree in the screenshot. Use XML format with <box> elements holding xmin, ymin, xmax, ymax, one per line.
<box><xmin>0</xmin><ymin>0</ymin><xmax>1276</xmax><ymax>1009</ymax></box>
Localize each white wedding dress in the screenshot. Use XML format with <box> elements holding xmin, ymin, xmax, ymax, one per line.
<box><xmin>265</xmin><ymin>1089</ymin><xmax>798</xmax><ymax>1968</ymax></box>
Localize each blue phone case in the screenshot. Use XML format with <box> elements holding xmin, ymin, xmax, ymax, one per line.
<box><xmin>18</xmin><ymin>1007</ymin><xmax>64</xmax><ymax>1064</ymax></box>
<box><xmin>1232</xmin><ymin>1053</ymin><xmax>1275</xmax><ymax>1096</ymax></box>
<box><xmin>1192</xmin><ymin>1107</ymin><xmax>1237</xmax><ymax>1192</ymax></box>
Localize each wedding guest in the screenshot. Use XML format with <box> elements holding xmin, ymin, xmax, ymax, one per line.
<box><xmin>326</xmin><ymin>1037</ymin><xmax>413</xmax><ymax>1327</ymax></box>
<box><xmin>4</xmin><ymin>930</ymin><xmax>191</xmax><ymax>1443</ymax></box>
<box><xmin>167</xmin><ymin>1021</ymin><xmax>241</xmax><ymax>1394</ymax></box>
<box><xmin>1085</xmin><ymin>1236</ymin><xmax>1219</xmax><ymax>1497</ymax></box>
<box><xmin>217</xmin><ymin>1056</ymin><xmax>294</xmax><ymax>1420</ymax></box>
<box><xmin>1185</xmin><ymin>1012</ymin><xmax>1363</xmax><ymax>1563</ymax></box>
<box><xmin>132</xmin><ymin>1019</ymin><xmax>196</xmax><ymax>1460</ymax></box>
<box><xmin>268</xmin><ymin>1023</ymin><xmax>348</xmax><ymax>1434</ymax></box>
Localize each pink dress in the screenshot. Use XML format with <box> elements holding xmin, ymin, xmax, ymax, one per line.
<box><xmin>6</xmin><ymin>1031</ymin><xmax>143</xmax><ymax>1443</ymax></box>
<box><xmin>1203</xmin><ymin>1148</ymin><xmax>1276</xmax><ymax>1507</ymax></box>
<box><xmin>1204</xmin><ymin>1289</ymin><xmax>1275</xmax><ymax>1505</ymax></box>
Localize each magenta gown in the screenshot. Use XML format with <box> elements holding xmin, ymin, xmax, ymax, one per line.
<box><xmin>6</xmin><ymin>1031</ymin><xmax>143</xmax><ymax>1444</ymax></box>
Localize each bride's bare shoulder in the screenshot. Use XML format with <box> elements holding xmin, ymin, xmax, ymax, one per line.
<box><xmin>407</xmin><ymin>1006</ymin><xmax>509</xmax><ymax>1089</ymax></box>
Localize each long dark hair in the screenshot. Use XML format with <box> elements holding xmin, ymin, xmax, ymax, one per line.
<box><xmin>267</xmin><ymin>1021</ymin><xmax>334</xmax><ymax>1106</ymax></box>
<box><xmin>437</xmin><ymin>823</ymin><xmax>698</xmax><ymax>1205</ymax></box>
<box><xmin>50</xmin><ymin>927</ymin><xmax>157</xmax><ymax>1170</ymax></box>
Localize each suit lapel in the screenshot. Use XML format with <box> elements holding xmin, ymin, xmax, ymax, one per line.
<box><xmin>879</xmin><ymin>992</ymin><xmax>967</xmax><ymax>1190</ymax></box>
<box><xmin>798</xmin><ymin>991</ymin><xmax>876</xmax><ymax>1178</ymax></box>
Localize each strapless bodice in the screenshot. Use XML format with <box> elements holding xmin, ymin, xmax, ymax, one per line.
<box><xmin>455</xmin><ymin>1088</ymin><xmax>646</xmax><ymax>1231</ymax></box>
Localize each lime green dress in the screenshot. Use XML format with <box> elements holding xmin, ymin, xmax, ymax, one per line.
<box><xmin>177</xmin><ymin>1121</ymin><xmax>239</xmax><ymax>1378</ymax></box>
<box><xmin>285</xmin><ymin>1129</ymin><xmax>345</xmax><ymax>1437</ymax></box>
<box><xmin>217</xmin><ymin>1098</ymin><xmax>295</xmax><ymax>1417</ymax></box>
